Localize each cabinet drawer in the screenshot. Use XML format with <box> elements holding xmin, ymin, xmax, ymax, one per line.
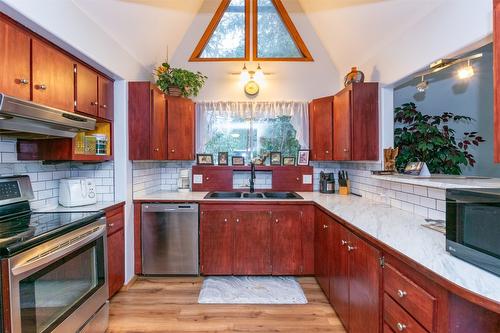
<box><xmin>106</xmin><ymin>211</ymin><xmax>124</xmax><ymax>236</ymax></box>
<box><xmin>384</xmin><ymin>294</ymin><xmax>427</xmax><ymax>333</ymax></box>
<box><xmin>384</xmin><ymin>263</ymin><xmax>435</xmax><ymax>331</ymax></box>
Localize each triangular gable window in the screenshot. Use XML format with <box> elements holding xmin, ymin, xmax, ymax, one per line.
<box><xmin>190</xmin><ymin>0</ymin><xmax>250</xmax><ymax>61</ymax></box>
<box><xmin>253</xmin><ymin>0</ymin><xmax>312</xmax><ymax>61</ymax></box>
<box><xmin>190</xmin><ymin>0</ymin><xmax>312</xmax><ymax>61</ymax></box>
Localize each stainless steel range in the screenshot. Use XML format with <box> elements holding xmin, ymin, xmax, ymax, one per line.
<box><xmin>0</xmin><ymin>175</ymin><xmax>108</xmax><ymax>333</ymax></box>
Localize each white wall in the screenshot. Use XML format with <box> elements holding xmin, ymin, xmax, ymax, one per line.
<box><xmin>171</xmin><ymin>0</ymin><xmax>340</xmax><ymax>101</ymax></box>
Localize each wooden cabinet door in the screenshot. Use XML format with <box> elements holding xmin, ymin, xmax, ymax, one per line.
<box><xmin>309</xmin><ymin>97</ymin><xmax>333</xmax><ymax>161</ymax></box>
<box><xmin>200</xmin><ymin>210</ymin><xmax>234</xmax><ymax>275</ymax></box>
<box><xmin>98</xmin><ymin>76</ymin><xmax>114</xmax><ymax>120</ymax></box>
<box><xmin>167</xmin><ymin>97</ymin><xmax>195</xmax><ymax>160</ymax></box>
<box><xmin>150</xmin><ymin>87</ymin><xmax>167</xmax><ymax>160</ymax></box>
<box><xmin>496</xmin><ymin>0</ymin><xmax>500</xmax><ymax>163</ymax></box>
<box><xmin>333</xmin><ymin>88</ymin><xmax>352</xmax><ymax>160</ymax></box>
<box><xmin>108</xmin><ymin>228</ymin><xmax>125</xmax><ymax>298</ymax></box>
<box><xmin>314</xmin><ymin>210</ymin><xmax>331</xmax><ymax>295</ymax></box>
<box><xmin>330</xmin><ymin>222</ymin><xmax>350</xmax><ymax>330</ymax></box>
<box><xmin>234</xmin><ymin>209</ymin><xmax>271</xmax><ymax>275</ymax></box>
<box><xmin>32</xmin><ymin>39</ymin><xmax>75</xmax><ymax>112</ymax></box>
<box><xmin>271</xmin><ymin>208</ymin><xmax>303</xmax><ymax>275</ymax></box>
<box><xmin>348</xmin><ymin>232</ymin><xmax>382</xmax><ymax>333</ymax></box>
<box><xmin>0</xmin><ymin>18</ymin><xmax>31</xmax><ymax>100</ymax></box>
<box><xmin>128</xmin><ymin>82</ymin><xmax>151</xmax><ymax>160</ymax></box>
<box><xmin>75</xmin><ymin>63</ymin><xmax>98</xmax><ymax>116</ymax></box>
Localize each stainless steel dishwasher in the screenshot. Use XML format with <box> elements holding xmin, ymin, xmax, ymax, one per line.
<box><xmin>141</xmin><ymin>203</ymin><xmax>199</xmax><ymax>275</ymax></box>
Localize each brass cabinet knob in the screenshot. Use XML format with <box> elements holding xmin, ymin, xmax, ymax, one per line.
<box><xmin>396</xmin><ymin>323</ymin><xmax>407</xmax><ymax>331</ymax></box>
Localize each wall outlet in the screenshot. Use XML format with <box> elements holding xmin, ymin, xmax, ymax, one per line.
<box><xmin>193</xmin><ymin>174</ymin><xmax>203</xmax><ymax>184</ymax></box>
<box><xmin>303</xmin><ymin>174</ymin><xmax>313</xmax><ymax>184</ymax></box>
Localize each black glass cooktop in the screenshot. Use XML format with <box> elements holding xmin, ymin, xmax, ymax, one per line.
<box><xmin>0</xmin><ymin>210</ymin><xmax>104</xmax><ymax>257</ymax></box>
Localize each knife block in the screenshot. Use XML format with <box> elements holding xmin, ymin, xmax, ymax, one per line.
<box><xmin>339</xmin><ymin>180</ymin><xmax>350</xmax><ymax>195</ymax></box>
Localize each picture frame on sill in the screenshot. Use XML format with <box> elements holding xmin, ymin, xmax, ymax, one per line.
<box><xmin>283</xmin><ymin>157</ymin><xmax>296</xmax><ymax>166</ymax></box>
<box><xmin>270</xmin><ymin>152</ymin><xmax>282</xmax><ymax>165</ymax></box>
<box><xmin>232</xmin><ymin>156</ymin><xmax>245</xmax><ymax>166</ymax></box>
<box><xmin>218</xmin><ymin>152</ymin><xmax>228</xmax><ymax>165</ymax></box>
<box><xmin>297</xmin><ymin>150</ymin><xmax>310</xmax><ymax>166</ymax></box>
<box><xmin>197</xmin><ymin>154</ymin><xmax>214</xmax><ymax>165</ymax></box>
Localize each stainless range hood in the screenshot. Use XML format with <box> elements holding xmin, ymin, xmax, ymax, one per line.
<box><xmin>0</xmin><ymin>93</ymin><xmax>96</xmax><ymax>139</ymax></box>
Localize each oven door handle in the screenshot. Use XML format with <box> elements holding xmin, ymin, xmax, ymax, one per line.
<box><xmin>10</xmin><ymin>223</ymin><xmax>106</xmax><ymax>277</ymax></box>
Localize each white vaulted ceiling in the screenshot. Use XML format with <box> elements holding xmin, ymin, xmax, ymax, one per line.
<box><xmin>72</xmin><ymin>0</ymin><xmax>205</xmax><ymax>69</ymax></box>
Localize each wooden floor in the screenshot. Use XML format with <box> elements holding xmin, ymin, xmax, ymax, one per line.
<box><xmin>107</xmin><ymin>276</ymin><xmax>346</xmax><ymax>333</ymax></box>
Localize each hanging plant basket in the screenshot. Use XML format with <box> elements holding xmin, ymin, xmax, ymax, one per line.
<box><xmin>154</xmin><ymin>62</ymin><xmax>207</xmax><ymax>98</ymax></box>
<box><xmin>167</xmin><ymin>87</ymin><xmax>182</xmax><ymax>97</ymax></box>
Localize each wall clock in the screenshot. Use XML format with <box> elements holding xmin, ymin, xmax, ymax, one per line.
<box><xmin>244</xmin><ymin>80</ymin><xmax>259</xmax><ymax>96</ymax></box>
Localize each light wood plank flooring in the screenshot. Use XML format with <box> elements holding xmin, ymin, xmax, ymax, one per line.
<box><xmin>107</xmin><ymin>277</ymin><xmax>346</xmax><ymax>333</ymax></box>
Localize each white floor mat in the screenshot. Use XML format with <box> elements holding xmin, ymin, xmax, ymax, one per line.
<box><xmin>198</xmin><ymin>276</ymin><xmax>308</xmax><ymax>304</ymax></box>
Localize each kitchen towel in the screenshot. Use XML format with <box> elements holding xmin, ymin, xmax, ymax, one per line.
<box><xmin>198</xmin><ymin>276</ymin><xmax>308</xmax><ymax>304</ymax></box>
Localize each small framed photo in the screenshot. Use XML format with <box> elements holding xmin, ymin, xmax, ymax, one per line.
<box><xmin>232</xmin><ymin>156</ymin><xmax>245</xmax><ymax>166</ymax></box>
<box><xmin>270</xmin><ymin>152</ymin><xmax>282</xmax><ymax>165</ymax></box>
<box><xmin>282</xmin><ymin>157</ymin><xmax>296</xmax><ymax>166</ymax></box>
<box><xmin>297</xmin><ymin>150</ymin><xmax>310</xmax><ymax>166</ymax></box>
<box><xmin>218</xmin><ymin>152</ymin><xmax>228</xmax><ymax>165</ymax></box>
<box><xmin>197</xmin><ymin>154</ymin><xmax>214</xmax><ymax>165</ymax></box>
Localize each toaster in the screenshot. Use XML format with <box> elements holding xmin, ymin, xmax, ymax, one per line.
<box><xmin>59</xmin><ymin>178</ymin><xmax>97</xmax><ymax>207</ymax></box>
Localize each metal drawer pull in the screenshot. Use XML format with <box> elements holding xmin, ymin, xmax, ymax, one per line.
<box><xmin>341</xmin><ymin>240</ymin><xmax>348</xmax><ymax>246</ymax></box>
<box><xmin>396</xmin><ymin>323</ymin><xmax>407</xmax><ymax>331</ymax></box>
<box><xmin>36</xmin><ymin>84</ymin><xmax>47</xmax><ymax>90</ymax></box>
<box><xmin>18</xmin><ymin>79</ymin><xmax>29</xmax><ymax>84</ymax></box>
<box><xmin>101</xmin><ymin>104</ymin><xmax>107</xmax><ymax>108</ymax></box>
<box><xmin>397</xmin><ymin>289</ymin><xmax>407</xmax><ymax>298</ymax></box>
<box><xmin>275</xmin><ymin>219</ymin><xmax>279</xmax><ymax>223</ymax></box>
<box><xmin>322</xmin><ymin>224</ymin><xmax>328</xmax><ymax>229</ymax></box>
<box><xmin>108</xmin><ymin>223</ymin><xmax>115</xmax><ymax>227</ymax></box>
<box><xmin>347</xmin><ymin>245</ymin><xmax>356</xmax><ymax>251</ymax></box>
<box><xmin>236</xmin><ymin>218</ymin><xmax>240</xmax><ymax>223</ymax></box>
<box><xmin>224</xmin><ymin>218</ymin><xmax>228</xmax><ymax>222</ymax></box>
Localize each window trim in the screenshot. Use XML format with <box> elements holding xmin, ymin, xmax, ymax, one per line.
<box><xmin>189</xmin><ymin>0</ymin><xmax>250</xmax><ymax>62</ymax></box>
<box><xmin>252</xmin><ymin>0</ymin><xmax>313</xmax><ymax>62</ymax></box>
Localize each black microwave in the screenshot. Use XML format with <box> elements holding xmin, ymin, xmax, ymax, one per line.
<box><xmin>446</xmin><ymin>188</ymin><xmax>500</xmax><ymax>276</ymax></box>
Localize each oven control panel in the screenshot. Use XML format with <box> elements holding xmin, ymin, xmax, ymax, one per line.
<box><xmin>0</xmin><ymin>176</ymin><xmax>34</xmax><ymax>204</ymax></box>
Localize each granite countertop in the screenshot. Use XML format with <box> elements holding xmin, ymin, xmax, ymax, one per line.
<box><xmin>371</xmin><ymin>174</ymin><xmax>500</xmax><ymax>189</ymax></box>
<box><xmin>134</xmin><ymin>191</ymin><xmax>500</xmax><ymax>304</ymax></box>
<box><xmin>35</xmin><ymin>201</ymin><xmax>124</xmax><ymax>213</ymax></box>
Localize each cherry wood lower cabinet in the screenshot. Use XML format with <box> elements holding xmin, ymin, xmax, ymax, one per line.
<box><xmin>315</xmin><ymin>207</ymin><xmax>382</xmax><ymax>333</ymax></box>
<box><xmin>200</xmin><ymin>204</ymin><xmax>312</xmax><ymax>276</ymax></box>
<box><xmin>106</xmin><ymin>204</ymin><xmax>125</xmax><ymax>299</ymax></box>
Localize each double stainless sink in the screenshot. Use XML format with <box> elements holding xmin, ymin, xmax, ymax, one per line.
<box><xmin>204</xmin><ymin>191</ymin><xmax>303</xmax><ymax>200</ymax></box>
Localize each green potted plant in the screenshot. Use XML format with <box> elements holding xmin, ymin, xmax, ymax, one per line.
<box><xmin>394</xmin><ymin>102</ymin><xmax>485</xmax><ymax>175</ymax></box>
<box><xmin>154</xmin><ymin>62</ymin><xmax>207</xmax><ymax>98</ymax></box>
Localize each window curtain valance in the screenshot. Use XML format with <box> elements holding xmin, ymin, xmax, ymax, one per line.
<box><xmin>196</xmin><ymin>101</ymin><xmax>309</xmax><ymax>153</ymax></box>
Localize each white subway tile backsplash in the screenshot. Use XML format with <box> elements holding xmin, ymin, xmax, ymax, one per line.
<box><xmin>428</xmin><ymin>188</ymin><xmax>446</xmax><ymax>200</ymax></box>
<box><xmin>420</xmin><ymin>197</ymin><xmax>436</xmax><ymax>209</ymax></box>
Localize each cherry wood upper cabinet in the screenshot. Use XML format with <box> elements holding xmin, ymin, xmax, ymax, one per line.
<box><xmin>309</xmin><ymin>96</ymin><xmax>334</xmax><ymax>161</ymax></box>
<box><xmin>128</xmin><ymin>82</ymin><xmax>195</xmax><ymax>161</ymax></box>
<box><xmin>233</xmin><ymin>210</ymin><xmax>271</xmax><ymax>275</ymax></box>
<box><xmin>166</xmin><ymin>96</ymin><xmax>195</xmax><ymax>160</ymax></box>
<box><xmin>128</xmin><ymin>82</ymin><xmax>152</xmax><ymax>160</ymax></box>
<box><xmin>98</xmin><ymin>76</ymin><xmax>114</xmax><ymax>120</ymax></box>
<box><xmin>32</xmin><ymin>39</ymin><xmax>75</xmax><ymax>112</ymax></box>
<box><xmin>271</xmin><ymin>208</ymin><xmax>303</xmax><ymax>275</ymax></box>
<box><xmin>333</xmin><ymin>89</ymin><xmax>352</xmax><ymax>161</ymax></box>
<box><xmin>0</xmin><ymin>17</ymin><xmax>31</xmax><ymax>100</ymax></box>
<box><xmin>151</xmin><ymin>88</ymin><xmax>168</xmax><ymax>160</ymax></box>
<box><xmin>75</xmin><ymin>63</ymin><xmax>98</xmax><ymax>116</ymax></box>
<box><xmin>200</xmin><ymin>210</ymin><xmax>234</xmax><ymax>275</ymax></box>
<box><xmin>333</xmin><ymin>83</ymin><xmax>379</xmax><ymax>161</ymax></box>
<box><xmin>494</xmin><ymin>0</ymin><xmax>500</xmax><ymax>162</ymax></box>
